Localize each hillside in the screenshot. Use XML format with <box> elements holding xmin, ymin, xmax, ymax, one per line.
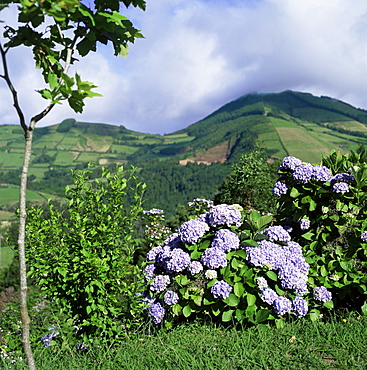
<box><xmin>1</xmin><ymin>90</ymin><xmax>367</xmax><ymax>213</ymax></box>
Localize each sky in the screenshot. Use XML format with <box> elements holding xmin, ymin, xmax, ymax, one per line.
<box><xmin>1</xmin><ymin>0</ymin><xmax>367</xmax><ymax>135</ymax></box>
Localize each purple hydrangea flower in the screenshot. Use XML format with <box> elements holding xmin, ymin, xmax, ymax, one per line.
<box><xmin>272</xmin><ymin>181</ymin><xmax>289</xmax><ymax>196</ymax></box>
<box><xmin>211</xmin><ymin>229</ymin><xmax>240</xmax><ymax>252</ymax></box>
<box><xmin>178</xmin><ymin>218</ymin><xmax>210</xmax><ymax>244</ymax></box>
<box><xmin>292</xmin><ymin>163</ymin><xmax>314</xmax><ymax>183</ymax></box>
<box><xmin>211</xmin><ymin>280</ymin><xmax>232</xmax><ymax>299</ymax></box>
<box><xmin>163</xmin><ymin>290</ymin><xmax>179</xmax><ymax>306</ymax></box>
<box><xmin>143</xmin><ymin>264</ymin><xmax>156</xmax><ymax>282</ymax></box>
<box><xmin>262</xmin><ymin>226</ymin><xmax>291</xmax><ymax>243</ymax></box>
<box><xmin>164</xmin><ymin>233</ymin><xmax>181</xmax><ymax>248</ymax></box>
<box><xmin>245</xmin><ymin>240</ymin><xmax>285</xmax><ymax>270</ymax></box>
<box><xmin>330</xmin><ymin>173</ymin><xmax>354</xmax><ymax>185</ymax></box>
<box><xmin>299</xmin><ymin>218</ymin><xmax>310</xmax><ymax>230</ymax></box>
<box><xmin>332</xmin><ymin>182</ymin><xmax>350</xmax><ymax>194</ymax></box>
<box><xmin>148</xmin><ymin>302</ymin><xmax>166</xmax><ymax>324</ymax></box>
<box><xmin>283</xmin><ymin>225</ymin><xmax>293</xmax><ymax>233</ymax></box>
<box><xmin>157</xmin><ymin>247</ymin><xmax>191</xmax><ymax>273</ymax></box>
<box><xmin>361</xmin><ymin>231</ymin><xmax>367</xmax><ymax>242</ymax></box>
<box><xmin>41</xmin><ymin>326</ymin><xmax>59</xmax><ymax>348</ymax></box>
<box><xmin>206</xmin><ymin>204</ymin><xmax>242</xmax><ymax>227</ymax></box>
<box><xmin>146</xmin><ymin>246</ymin><xmax>163</xmax><ymax>262</ymax></box>
<box><xmin>292</xmin><ymin>296</ymin><xmax>309</xmax><ymax>317</ymax></box>
<box><xmin>279</xmin><ymin>156</ymin><xmax>302</xmax><ymax>171</ymax></box>
<box><xmin>313</xmin><ymin>286</ymin><xmax>332</xmax><ymax>302</ymax></box>
<box><xmin>260</xmin><ymin>287</ymin><xmax>278</xmax><ymax>305</ymax></box>
<box><xmin>312</xmin><ymin>165</ymin><xmax>332</xmax><ymax>182</ymax></box>
<box><xmin>273</xmin><ymin>296</ymin><xmax>292</xmax><ymax>315</ymax></box>
<box><xmin>187</xmin><ymin>261</ymin><xmax>203</xmax><ymax>275</ymax></box>
<box><xmin>201</xmin><ymin>247</ymin><xmax>228</xmax><ymax>269</ymax></box>
<box><xmin>142</xmin><ymin>292</ymin><xmax>156</xmax><ymax>306</ymax></box>
<box><xmin>150</xmin><ymin>275</ymin><xmax>170</xmax><ymax>293</ymax></box>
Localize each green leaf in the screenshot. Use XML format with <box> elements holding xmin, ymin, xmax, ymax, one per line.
<box><xmin>323</xmin><ymin>300</ymin><xmax>334</xmax><ymax>309</ymax></box>
<box><xmin>222</xmin><ymin>309</ymin><xmax>234</xmax><ymax>322</ymax></box>
<box><xmin>256</xmin><ymin>309</ymin><xmax>270</xmax><ymax>323</ymax></box>
<box><xmin>234</xmin><ymin>282</ymin><xmax>245</xmax><ymax>297</ymax></box>
<box><xmin>182</xmin><ymin>304</ymin><xmax>192</xmax><ymax>318</ymax></box>
<box><xmin>233</xmin><ymin>249</ymin><xmax>248</xmax><ymax>259</ymax></box>
<box><xmin>266</xmin><ymin>270</ymin><xmax>277</xmax><ymax>281</ymax></box>
<box><xmin>224</xmin><ymin>293</ymin><xmax>240</xmax><ymax>307</ymax></box>
<box><xmin>246</xmin><ymin>293</ymin><xmax>257</xmax><ymax>306</ymax></box>
<box><xmin>361</xmin><ymin>300</ymin><xmax>367</xmax><ymax>316</ymax></box>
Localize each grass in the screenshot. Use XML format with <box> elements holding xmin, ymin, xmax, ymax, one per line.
<box><xmin>1</xmin><ymin>313</ymin><xmax>366</xmax><ymax>369</ymax></box>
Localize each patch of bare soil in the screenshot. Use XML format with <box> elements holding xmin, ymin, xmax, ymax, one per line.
<box><xmin>179</xmin><ymin>141</ymin><xmax>230</xmax><ymax>165</ymax></box>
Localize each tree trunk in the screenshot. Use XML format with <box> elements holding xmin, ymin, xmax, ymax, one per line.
<box><xmin>18</xmin><ymin>127</ymin><xmax>36</xmax><ymax>370</ymax></box>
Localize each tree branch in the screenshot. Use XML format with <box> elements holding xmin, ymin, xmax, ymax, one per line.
<box><xmin>0</xmin><ymin>40</ymin><xmax>27</xmax><ymax>133</ymax></box>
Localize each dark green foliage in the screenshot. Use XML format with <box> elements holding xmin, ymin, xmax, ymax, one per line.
<box><xmin>215</xmin><ymin>146</ymin><xmax>279</xmax><ymax>213</ymax></box>
<box><xmin>25</xmin><ymin>165</ymin><xmax>147</xmax><ymax>342</ymax></box>
<box><xmin>138</xmin><ymin>161</ymin><xmax>232</xmax><ymax>217</ymax></box>
<box><xmin>274</xmin><ymin>150</ymin><xmax>367</xmax><ymax>311</ymax></box>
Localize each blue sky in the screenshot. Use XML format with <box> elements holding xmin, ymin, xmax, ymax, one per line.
<box><xmin>1</xmin><ymin>0</ymin><xmax>367</xmax><ymax>134</ymax></box>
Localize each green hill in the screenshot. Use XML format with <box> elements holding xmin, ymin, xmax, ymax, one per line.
<box><xmin>1</xmin><ymin>90</ymin><xmax>367</xmax><ymax>214</ymax></box>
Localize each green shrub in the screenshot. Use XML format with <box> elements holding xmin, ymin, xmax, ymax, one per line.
<box><xmin>142</xmin><ymin>205</ymin><xmax>332</xmax><ymax>328</ymax></box>
<box><xmin>26</xmin><ymin>165</ymin><xmax>147</xmax><ymax>343</ymax></box>
<box><xmin>273</xmin><ymin>150</ymin><xmax>367</xmax><ymax>312</ymax></box>
<box><xmin>215</xmin><ymin>146</ymin><xmax>279</xmax><ymax>213</ymax></box>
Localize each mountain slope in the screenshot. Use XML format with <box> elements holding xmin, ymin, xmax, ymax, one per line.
<box><xmin>1</xmin><ymin>90</ymin><xmax>367</xmax><ymax>177</ymax></box>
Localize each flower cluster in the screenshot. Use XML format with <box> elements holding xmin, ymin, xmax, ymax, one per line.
<box><xmin>279</xmin><ymin>156</ymin><xmax>302</xmax><ymax>171</ymax></box>
<box><xmin>201</xmin><ymin>247</ymin><xmax>228</xmax><ymax>269</ymax></box>
<box><xmin>272</xmin><ymin>181</ymin><xmax>289</xmax><ymax>196</ymax></box>
<box><xmin>211</xmin><ymin>280</ymin><xmax>232</xmax><ymax>299</ymax></box>
<box><xmin>41</xmin><ymin>325</ymin><xmax>59</xmax><ymax>347</ymax></box>
<box><xmin>299</xmin><ymin>218</ymin><xmax>310</xmax><ymax>231</ymax></box>
<box><xmin>261</xmin><ymin>226</ymin><xmax>291</xmax><ymax>243</ymax></box>
<box><xmin>150</xmin><ymin>275</ymin><xmax>170</xmax><ymax>293</ymax></box>
<box><xmin>205</xmin><ymin>204</ymin><xmax>243</xmax><ymax>227</ymax></box>
<box><xmin>332</xmin><ymin>182</ymin><xmax>350</xmax><ymax>194</ymax></box>
<box><xmin>312</xmin><ymin>165</ymin><xmax>332</xmax><ymax>182</ymax></box>
<box><xmin>148</xmin><ymin>302</ymin><xmax>166</xmax><ymax>324</ymax></box>
<box><xmin>245</xmin><ymin>239</ymin><xmax>309</xmax><ymax>295</ymax></box>
<box><xmin>211</xmin><ymin>229</ymin><xmax>240</xmax><ymax>252</ymax></box>
<box><xmin>187</xmin><ymin>261</ymin><xmax>203</xmax><ymax>275</ymax></box>
<box><xmin>313</xmin><ymin>286</ymin><xmax>332</xmax><ymax>302</ymax></box>
<box><xmin>164</xmin><ymin>290</ymin><xmax>179</xmax><ymax>306</ymax></box>
<box><xmin>178</xmin><ymin>218</ymin><xmax>210</xmax><ymax>244</ymax></box>
<box><xmin>292</xmin><ymin>163</ymin><xmax>314</xmax><ymax>183</ymax></box>
<box><xmin>361</xmin><ymin>231</ymin><xmax>367</xmax><ymax>242</ymax></box>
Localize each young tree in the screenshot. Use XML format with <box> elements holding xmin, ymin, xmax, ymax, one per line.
<box><xmin>0</xmin><ymin>1</ymin><xmax>146</xmax><ymax>368</ymax></box>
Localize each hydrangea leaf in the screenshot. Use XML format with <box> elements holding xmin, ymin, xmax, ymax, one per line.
<box><xmin>233</xmin><ymin>282</ymin><xmax>245</xmax><ymax>297</ymax></box>
<box><xmin>246</xmin><ymin>293</ymin><xmax>257</xmax><ymax>306</ymax></box>
<box><xmin>222</xmin><ymin>309</ymin><xmax>234</xmax><ymax>322</ymax></box>
<box><xmin>224</xmin><ymin>294</ymin><xmax>240</xmax><ymax>307</ymax></box>
<box><xmin>255</xmin><ymin>309</ymin><xmax>271</xmax><ymax>323</ymax></box>
<box><xmin>323</xmin><ymin>300</ymin><xmax>334</xmax><ymax>309</ymax></box>
<box><xmin>361</xmin><ymin>300</ymin><xmax>367</xmax><ymax>316</ymax></box>
<box><xmin>266</xmin><ymin>270</ymin><xmax>277</xmax><ymax>281</ymax></box>
<box><xmin>182</xmin><ymin>304</ymin><xmax>192</xmax><ymax>318</ymax></box>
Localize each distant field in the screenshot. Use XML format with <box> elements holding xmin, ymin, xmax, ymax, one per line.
<box><xmin>0</xmin><ymin>246</ymin><xmax>14</xmax><ymax>269</ymax></box>
<box><xmin>0</xmin><ymin>184</ymin><xmax>57</xmax><ymax>207</ymax></box>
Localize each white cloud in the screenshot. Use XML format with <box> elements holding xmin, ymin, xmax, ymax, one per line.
<box><xmin>1</xmin><ymin>0</ymin><xmax>367</xmax><ymax>134</ymax></box>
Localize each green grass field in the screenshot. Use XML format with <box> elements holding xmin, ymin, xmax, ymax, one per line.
<box><xmin>1</xmin><ymin>314</ymin><xmax>366</xmax><ymax>369</ymax></box>
<box><xmin>0</xmin><ymin>246</ymin><xmax>15</xmax><ymax>269</ymax></box>
<box><xmin>0</xmin><ymin>184</ymin><xmax>57</xmax><ymax>207</ymax></box>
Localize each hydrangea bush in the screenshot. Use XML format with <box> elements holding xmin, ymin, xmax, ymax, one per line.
<box><xmin>273</xmin><ymin>150</ymin><xmax>367</xmax><ymax>312</ymax></box>
<box><xmin>142</xmin><ymin>202</ymin><xmax>332</xmax><ymax>327</ymax></box>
